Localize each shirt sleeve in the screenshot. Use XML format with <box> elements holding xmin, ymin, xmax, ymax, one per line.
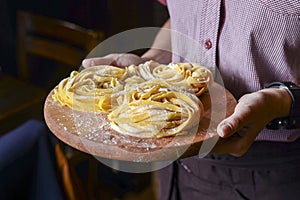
<box><xmin>157</xmin><ymin>0</ymin><xmax>167</xmax><ymax>6</ymax></box>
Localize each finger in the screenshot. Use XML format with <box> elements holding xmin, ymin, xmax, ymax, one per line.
<box><xmin>211</xmin><ymin>127</ymin><xmax>257</xmax><ymax>157</ymax></box>
<box><xmin>82</xmin><ymin>57</ymin><xmax>114</xmax><ymax>68</ymax></box>
<box><xmin>112</xmin><ymin>54</ymin><xmax>146</xmax><ymax>67</ymax></box>
<box><xmin>217</xmin><ymin>116</ymin><xmax>246</xmax><ymax>138</ymax></box>
<box><xmin>217</xmin><ymin>104</ymin><xmax>252</xmax><ymax>138</ymax></box>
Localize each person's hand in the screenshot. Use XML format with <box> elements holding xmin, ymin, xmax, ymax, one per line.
<box><xmin>82</xmin><ymin>53</ymin><xmax>148</xmax><ymax>68</ymax></box>
<box><xmin>212</xmin><ymin>88</ymin><xmax>292</xmax><ymax>157</ymax></box>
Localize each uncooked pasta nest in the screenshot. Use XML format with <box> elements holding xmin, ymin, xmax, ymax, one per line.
<box><xmin>52</xmin><ymin>60</ymin><xmax>213</xmax><ymax>138</ymax></box>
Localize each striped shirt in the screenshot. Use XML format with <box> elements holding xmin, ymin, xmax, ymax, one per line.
<box><xmin>159</xmin><ymin>0</ymin><xmax>300</xmax><ymax>142</ymax></box>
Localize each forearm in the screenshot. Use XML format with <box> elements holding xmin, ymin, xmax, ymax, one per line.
<box><xmin>141</xmin><ymin>19</ymin><xmax>172</xmax><ymax>64</ymax></box>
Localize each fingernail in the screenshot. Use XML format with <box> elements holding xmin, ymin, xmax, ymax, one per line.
<box><xmin>81</xmin><ymin>59</ymin><xmax>88</xmax><ymax>67</ymax></box>
<box><xmin>82</xmin><ymin>59</ymin><xmax>94</xmax><ymax>68</ymax></box>
<box><xmin>217</xmin><ymin>123</ymin><xmax>229</xmax><ymax>137</ymax></box>
<box><xmin>217</xmin><ymin>125</ymin><xmax>224</xmax><ymax>137</ymax></box>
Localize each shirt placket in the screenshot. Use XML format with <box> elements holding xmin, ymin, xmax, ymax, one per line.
<box><xmin>200</xmin><ymin>0</ymin><xmax>222</xmax><ymax>74</ymax></box>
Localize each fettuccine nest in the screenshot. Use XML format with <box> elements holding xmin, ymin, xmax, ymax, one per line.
<box><xmin>52</xmin><ymin>61</ymin><xmax>213</xmax><ymax>138</ymax></box>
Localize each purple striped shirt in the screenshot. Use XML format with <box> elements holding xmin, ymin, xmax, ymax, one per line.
<box><xmin>160</xmin><ymin>0</ymin><xmax>300</xmax><ymax>142</ymax></box>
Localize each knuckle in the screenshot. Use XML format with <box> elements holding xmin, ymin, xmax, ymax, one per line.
<box><xmin>226</xmin><ymin>117</ymin><xmax>243</xmax><ymax>132</ymax></box>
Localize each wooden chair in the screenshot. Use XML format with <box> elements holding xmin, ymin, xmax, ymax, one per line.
<box><xmin>15</xmin><ymin>11</ymin><xmax>110</xmax><ymax>198</ymax></box>
<box><xmin>17</xmin><ymin>10</ymin><xmax>104</xmax><ymax>88</ymax></box>
<box><xmin>0</xmin><ymin>10</ymin><xmax>104</xmax><ymax>134</ymax></box>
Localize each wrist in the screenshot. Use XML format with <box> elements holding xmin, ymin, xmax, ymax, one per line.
<box><xmin>259</xmin><ymin>87</ymin><xmax>291</xmax><ymax>118</ymax></box>
<box><xmin>264</xmin><ymin>82</ymin><xmax>300</xmax><ymax>129</ymax></box>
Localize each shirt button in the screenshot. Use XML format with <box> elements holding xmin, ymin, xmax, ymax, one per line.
<box><xmin>204</xmin><ymin>39</ymin><xmax>212</xmax><ymax>49</ymax></box>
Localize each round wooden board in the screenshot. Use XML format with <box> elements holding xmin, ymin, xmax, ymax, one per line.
<box><xmin>44</xmin><ymin>82</ymin><xmax>236</xmax><ymax>162</ymax></box>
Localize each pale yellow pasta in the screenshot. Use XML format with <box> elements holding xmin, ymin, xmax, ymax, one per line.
<box><xmin>108</xmin><ymin>79</ymin><xmax>203</xmax><ymax>138</ymax></box>
<box><xmin>151</xmin><ymin>62</ymin><xmax>214</xmax><ymax>96</ymax></box>
<box><xmin>52</xmin><ymin>61</ymin><xmax>213</xmax><ymax>138</ymax></box>
<box><xmin>52</xmin><ymin>65</ymin><xmax>125</xmax><ymax>112</ymax></box>
<box><xmin>121</xmin><ymin>64</ymin><xmax>147</xmax><ymax>86</ymax></box>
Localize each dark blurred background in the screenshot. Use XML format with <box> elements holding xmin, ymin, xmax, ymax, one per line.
<box><xmin>0</xmin><ymin>0</ymin><xmax>169</xmax><ymax>77</ymax></box>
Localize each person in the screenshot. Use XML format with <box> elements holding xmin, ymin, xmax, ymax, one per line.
<box><xmin>0</xmin><ymin>119</ymin><xmax>65</xmax><ymax>200</ymax></box>
<box><xmin>82</xmin><ymin>0</ymin><xmax>300</xmax><ymax>199</ymax></box>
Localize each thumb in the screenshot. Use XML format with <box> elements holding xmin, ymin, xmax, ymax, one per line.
<box><xmin>217</xmin><ymin>114</ymin><xmax>245</xmax><ymax>138</ymax></box>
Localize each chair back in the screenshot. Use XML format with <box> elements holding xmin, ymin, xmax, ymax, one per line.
<box><xmin>17</xmin><ymin>10</ymin><xmax>104</xmax><ymax>88</ymax></box>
